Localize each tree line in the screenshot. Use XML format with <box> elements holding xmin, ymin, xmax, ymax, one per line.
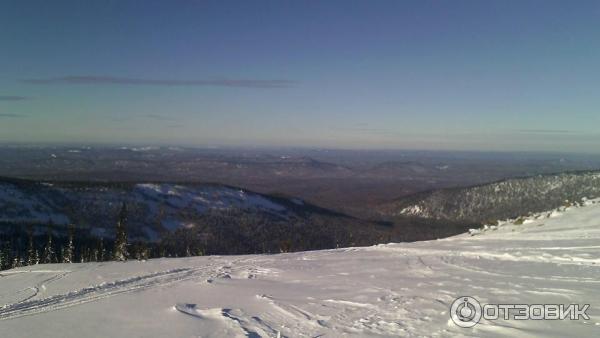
<box><xmin>0</xmin><ymin>201</ymin><xmax>469</xmax><ymax>271</ymax></box>
<box><xmin>0</xmin><ymin>203</ymin><xmax>143</xmax><ymax>271</ymax></box>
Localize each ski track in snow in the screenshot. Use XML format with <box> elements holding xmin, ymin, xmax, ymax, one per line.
<box><xmin>0</xmin><ymin>266</ymin><xmax>219</xmax><ymax>320</ymax></box>
<box><xmin>16</xmin><ymin>271</ymin><xmax>72</xmax><ymax>303</ymax></box>
<box><xmin>0</xmin><ymin>270</ymin><xmax>71</xmax><ymax>302</ymax></box>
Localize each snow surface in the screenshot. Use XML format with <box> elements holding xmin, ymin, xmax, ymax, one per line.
<box><xmin>1</xmin><ymin>201</ymin><xmax>600</xmax><ymax>337</ymax></box>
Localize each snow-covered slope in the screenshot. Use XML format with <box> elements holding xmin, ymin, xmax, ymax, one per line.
<box><xmin>1</xmin><ymin>200</ymin><xmax>600</xmax><ymax>337</ymax></box>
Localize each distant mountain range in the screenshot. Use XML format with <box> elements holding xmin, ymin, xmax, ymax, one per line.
<box><xmin>379</xmin><ymin>170</ymin><xmax>600</xmax><ymax>224</ymax></box>
<box><xmin>4</xmin><ymin>146</ymin><xmax>600</xmax><ymax>216</ymax></box>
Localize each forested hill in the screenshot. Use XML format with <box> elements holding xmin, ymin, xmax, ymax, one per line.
<box><xmin>0</xmin><ymin>177</ymin><xmax>347</xmax><ymax>240</ymax></box>
<box><xmin>379</xmin><ymin>170</ymin><xmax>600</xmax><ymax>223</ymax></box>
<box><xmin>1</xmin><ymin>177</ymin><xmax>451</xmax><ymax>269</ymax></box>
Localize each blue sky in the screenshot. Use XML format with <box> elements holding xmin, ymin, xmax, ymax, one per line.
<box><xmin>1</xmin><ymin>0</ymin><xmax>599</xmax><ymax>152</ymax></box>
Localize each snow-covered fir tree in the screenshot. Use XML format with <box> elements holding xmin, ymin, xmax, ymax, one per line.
<box><xmin>98</xmin><ymin>237</ymin><xmax>106</xmax><ymax>262</ymax></box>
<box><xmin>27</xmin><ymin>225</ymin><xmax>37</xmax><ymax>266</ymax></box>
<box><xmin>113</xmin><ymin>202</ymin><xmax>129</xmax><ymax>261</ymax></box>
<box><xmin>42</xmin><ymin>227</ymin><xmax>56</xmax><ymax>264</ymax></box>
<box><xmin>63</xmin><ymin>225</ymin><xmax>74</xmax><ymax>263</ymax></box>
<box><xmin>80</xmin><ymin>248</ymin><xmax>87</xmax><ymax>263</ymax></box>
<box><xmin>0</xmin><ymin>243</ymin><xmax>10</xmax><ymax>271</ymax></box>
<box><xmin>12</xmin><ymin>256</ymin><xmax>23</xmax><ymax>269</ymax></box>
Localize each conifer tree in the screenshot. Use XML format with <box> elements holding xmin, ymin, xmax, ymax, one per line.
<box><xmin>42</xmin><ymin>224</ymin><xmax>56</xmax><ymax>264</ymax></box>
<box><xmin>63</xmin><ymin>224</ymin><xmax>74</xmax><ymax>263</ymax></box>
<box><xmin>113</xmin><ymin>202</ymin><xmax>129</xmax><ymax>261</ymax></box>
<box><xmin>80</xmin><ymin>248</ymin><xmax>87</xmax><ymax>263</ymax></box>
<box><xmin>60</xmin><ymin>246</ymin><xmax>66</xmax><ymax>263</ymax></box>
<box><xmin>0</xmin><ymin>245</ymin><xmax>4</xmax><ymax>271</ymax></box>
<box><xmin>27</xmin><ymin>225</ymin><xmax>37</xmax><ymax>266</ymax></box>
<box><xmin>0</xmin><ymin>243</ymin><xmax>11</xmax><ymax>271</ymax></box>
<box><xmin>92</xmin><ymin>248</ymin><xmax>98</xmax><ymax>262</ymax></box>
<box><xmin>98</xmin><ymin>237</ymin><xmax>106</xmax><ymax>262</ymax></box>
<box><xmin>12</xmin><ymin>256</ymin><xmax>23</xmax><ymax>269</ymax></box>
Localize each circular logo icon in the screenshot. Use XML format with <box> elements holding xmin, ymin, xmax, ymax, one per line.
<box><xmin>450</xmin><ymin>296</ymin><xmax>482</xmax><ymax>328</ymax></box>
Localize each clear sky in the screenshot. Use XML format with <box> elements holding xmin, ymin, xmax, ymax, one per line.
<box><xmin>1</xmin><ymin>0</ymin><xmax>599</xmax><ymax>152</ymax></box>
